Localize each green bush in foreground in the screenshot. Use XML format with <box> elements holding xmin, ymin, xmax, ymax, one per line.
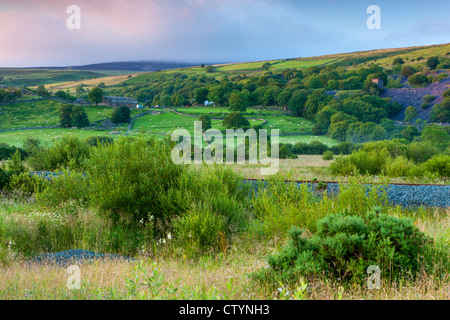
<box><xmin>253</xmin><ymin>208</ymin><xmax>435</xmax><ymax>285</ymax></box>
<box><xmin>85</xmin><ymin>137</ymin><xmax>185</xmax><ymax>225</ymax></box>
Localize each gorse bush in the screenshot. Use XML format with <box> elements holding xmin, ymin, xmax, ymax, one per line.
<box><xmin>253</xmin><ymin>208</ymin><xmax>434</xmax><ymax>285</ymax></box>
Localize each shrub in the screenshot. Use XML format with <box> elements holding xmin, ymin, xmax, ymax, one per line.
<box><xmin>198</xmin><ymin>114</ymin><xmax>212</xmax><ymax>131</ymax></box>
<box><xmin>177</xmin><ymin>165</ymin><xmax>249</xmax><ymax>234</ymax></box>
<box><xmin>435</xmin><ymin>73</ymin><xmax>448</xmax><ymax>82</ymax></box>
<box><xmin>400</xmin><ymin>66</ymin><xmax>417</xmax><ymax>77</ymax></box>
<box><xmin>336</xmin><ymin>148</ymin><xmax>389</xmax><ymax>175</ymax></box>
<box><xmin>329</xmin><ymin>142</ymin><xmax>354</xmax><ymax>155</ymax></box>
<box><xmin>5</xmin><ymin>150</ymin><xmax>26</xmax><ymax>176</ymax></box>
<box><xmin>173</xmin><ymin>205</ymin><xmax>227</xmax><ymax>254</ymax></box>
<box><xmin>222</xmin><ymin>112</ymin><xmax>250</xmax><ymax>129</ymax></box>
<box><xmin>0</xmin><ymin>167</ymin><xmax>11</xmax><ymax>191</ymax></box>
<box><xmin>292</xmin><ymin>141</ymin><xmax>329</xmax><ymax>155</ymax></box>
<box><xmin>404</xmin><ymin>106</ymin><xmax>418</xmax><ymax>123</ymax></box>
<box><xmin>85</xmin><ymin>136</ymin><xmax>114</xmax><ymax>147</ymax></box>
<box><xmin>322</xmin><ymin>150</ymin><xmax>334</xmax><ymax>160</ymax></box>
<box><xmin>27</xmin><ymin>136</ymin><xmax>90</xmax><ymax>171</ymax></box>
<box><xmin>430</xmin><ymin>98</ymin><xmax>450</xmax><ymax>123</ymax></box>
<box><xmin>384</xmin><ymin>156</ymin><xmax>416</xmax><ymax>177</ymax></box>
<box><xmin>279</xmin><ymin>144</ymin><xmax>296</xmax><ymax>159</ymax></box>
<box><xmin>86</xmin><ymin>137</ymin><xmax>185</xmax><ymax>225</ymax></box>
<box><xmin>426</xmin><ymin>56</ymin><xmax>440</xmax><ymax>69</ymax></box>
<box><xmin>111</xmin><ymin>106</ymin><xmax>131</xmax><ymax>124</ymax></box>
<box><xmin>6</xmin><ymin>173</ymin><xmax>46</xmax><ymax>196</ymax></box>
<box><xmin>363</xmin><ymin>140</ymin><xmax>408</xmax><ymax>159</ymax></box>
<box><xmin>406</xmin><ymin>141</ymin><xmax>439</xmax><ymax>163</ymax></box>
<box><xmin>423</xmin><ymin>95</ymin><xmax>436</xmax><ymax>104</ymax></box>
<box><xmin>253</xmin><ymin>208</ymin><xmax>433</xmax><ymax>285</ymax></box>
<box><xmin>0</xmin><ymin>144</ymin><xmax>25</xmax><ymax>161</ymax></box>
<box><xmin>420</xmin><ymin>154</ymin><xmax>450</xmax><ymax>178</ymax></box>
<box><xmin>408</xmin><ymin>74</ymin><xmax>430</xmax><ymax>87</ymax></box>
<box><xmin>443</xmin><ymin>89</ymin><xmax>450</xmax><ymax>99</ymax></box>
<box><xmin>328</xmin><ymin>156</ymin><xmax>357</xmax><ymax>176</ymax></box>
<box><xmin>35</xmin><ymin>170</ymin><xmax>89</xmax><ymax>208</ymax></box>
<box><xmin>421</xmin><ymin>103</ymin><xmax>430</xmax><ymax>109</ymax></box>
<box><xmin>386</xmin><ymin>78</ymin><xmax>403</xmax><ymax>89</ymax></box>
<box><xmin>392</xmin><ymin>58</ymin><xmax>404</xmax><ymax>65</ymax></box>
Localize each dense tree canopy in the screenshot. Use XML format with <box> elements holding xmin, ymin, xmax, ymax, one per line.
<box><xmin>111</xmin><ymin>106</ymin><xmax>131</xmax><ymax>124</ymax></box>
<box><xmin>88</xmin><ymin>87</ymin><xmax>104</xmax><ymax>105</ymax></box>
<box><xmin>222</xmin><ymin>112</ymin><xmax>250</xmax><ymax>129</ymax></box>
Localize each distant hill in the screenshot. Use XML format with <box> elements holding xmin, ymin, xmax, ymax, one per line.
<box><xmin>0</xmin><ymin>61</ymin><xmax>206</xmax><ymax>87</ymax></box>
<box><xmin>32</xmin><ymin>61</ymin><xmax>202</xmax><ymax>72</ymax></box>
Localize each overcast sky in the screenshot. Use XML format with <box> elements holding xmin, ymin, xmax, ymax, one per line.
<box><xmin>1</xmin><ymin>0</ymin><xmax>449</xmax><ymax>67</ymax></box>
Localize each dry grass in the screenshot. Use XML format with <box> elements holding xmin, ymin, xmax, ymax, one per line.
<box><xmin>35</xmin><ymin>73</ymin><xmax>145</xmax><ymax>94</ymax></box>
<box><xmin>1</xmin><ymin>248</ymin><xmax>448</xmax><ymax>300</ymax></box>
<box><xmin>226</xmin><ymin>155</ymin><xmax>333</xmax><ymax>180</ymax></box>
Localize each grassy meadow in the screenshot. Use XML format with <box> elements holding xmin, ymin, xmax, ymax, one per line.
<box><xmin>0</xmin><ymin>69</ymin><xmax>105</xmax><ymax>87</ymax></box>
<box><xmin>1</xmin><ymin>42</ymin><xmax>450</xmax><ymax>302</ymax></box>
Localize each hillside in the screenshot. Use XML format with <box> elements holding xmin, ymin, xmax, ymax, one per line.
<box><xmin>1</xmin><ymin>42</ymin><xmax>449</xmax><ymax>149</ymax></box>
<box><xmin>382</xmin><ymin>72</ymin><xmax>450</xmax><ymax>121</ymax></box>
<box><xmin>67</xmin><ymin>61</ymin><xmax>199</xmax><ymax>72</ymax></box>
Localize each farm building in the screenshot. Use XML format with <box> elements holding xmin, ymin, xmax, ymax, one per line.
<box><xmin>73</xmin><ymin>99</ymin><xmax>90</xmax><ymax>106</ymax></box>
<box><xmin>102</xmin><ymin>96</ymin><xmax>138</xmax><ymax>108</ymax></box>
<box><xmin>102</xmin><ymin>118</ymin><xmax>114</xmax><ymax>129</ymax></box>
<box><xmin>371</xmin><ymin>78</ymin><xmax>384</xmax><ymax>89</ymax></box>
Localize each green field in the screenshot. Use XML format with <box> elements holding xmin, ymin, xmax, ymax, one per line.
<box><xmin>262</xmin><ymin>115</ymin><xmax>314</xmax><ymax>134</ymax></box>
<box><xmin>269</xmin><ymin>58</ymin><xmax>337</xmax><ymax>70</ymax></box>
<box><xmin>122</xmin><ymin>57</ymin><xmax>340</xmax><ymax>86</ymax></box>
<box><xmin>132</xmin><ymin>112</ymin><xmax>265</xmax><ymax>135</ymax></box>
<box><xmin>215</xmin><ymin>60</ymin><xmax>283</xmax><ymax>72</ymax></box>
<box><xmin>374</xmin><ymin>43</ymin><xmax>450</xmax><ymax>67</ymax></box>
<box><xmin>1</xmin><ymin>103</ymin><xmax>339</xmax><ymax>147</ymax></box>
<box><xmin>0</xmin><ymin>69</ymin><xmax>105</xmax><ymax>87</ymax></box>
<box><xmin>278</xmin><ymin>134</ymin><xmax>340</xmax><ymax>146</ymax></box>
<box><xmin>0</xmin><ymin>101</ymin><xmax>143</xmax><ymax>130</ymax></box>
<box><xmin>174</xmin><ymin>106</ymin><xmax>286</xmax><ymax>117</ymax></box>
<box><xmin>0</xmin><ymin>128</ymin><xmax>118</xmax><ymax>147</ymax></box>
<box><xmin>0</xmin><ymin>100</ymin><xmax>63</xmax><ymax>129</ymax></box>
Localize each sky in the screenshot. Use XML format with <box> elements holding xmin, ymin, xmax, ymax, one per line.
<box><xmin>0</xmin><ymin>0</ymin><xmax>449</xmax><ymax>67</ymax></box>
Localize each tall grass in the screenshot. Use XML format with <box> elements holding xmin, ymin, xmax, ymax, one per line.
<box><xmin>249</xmin><ymin>176</ymin><xmax>389</xmax><ymax>239</ymax></box>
